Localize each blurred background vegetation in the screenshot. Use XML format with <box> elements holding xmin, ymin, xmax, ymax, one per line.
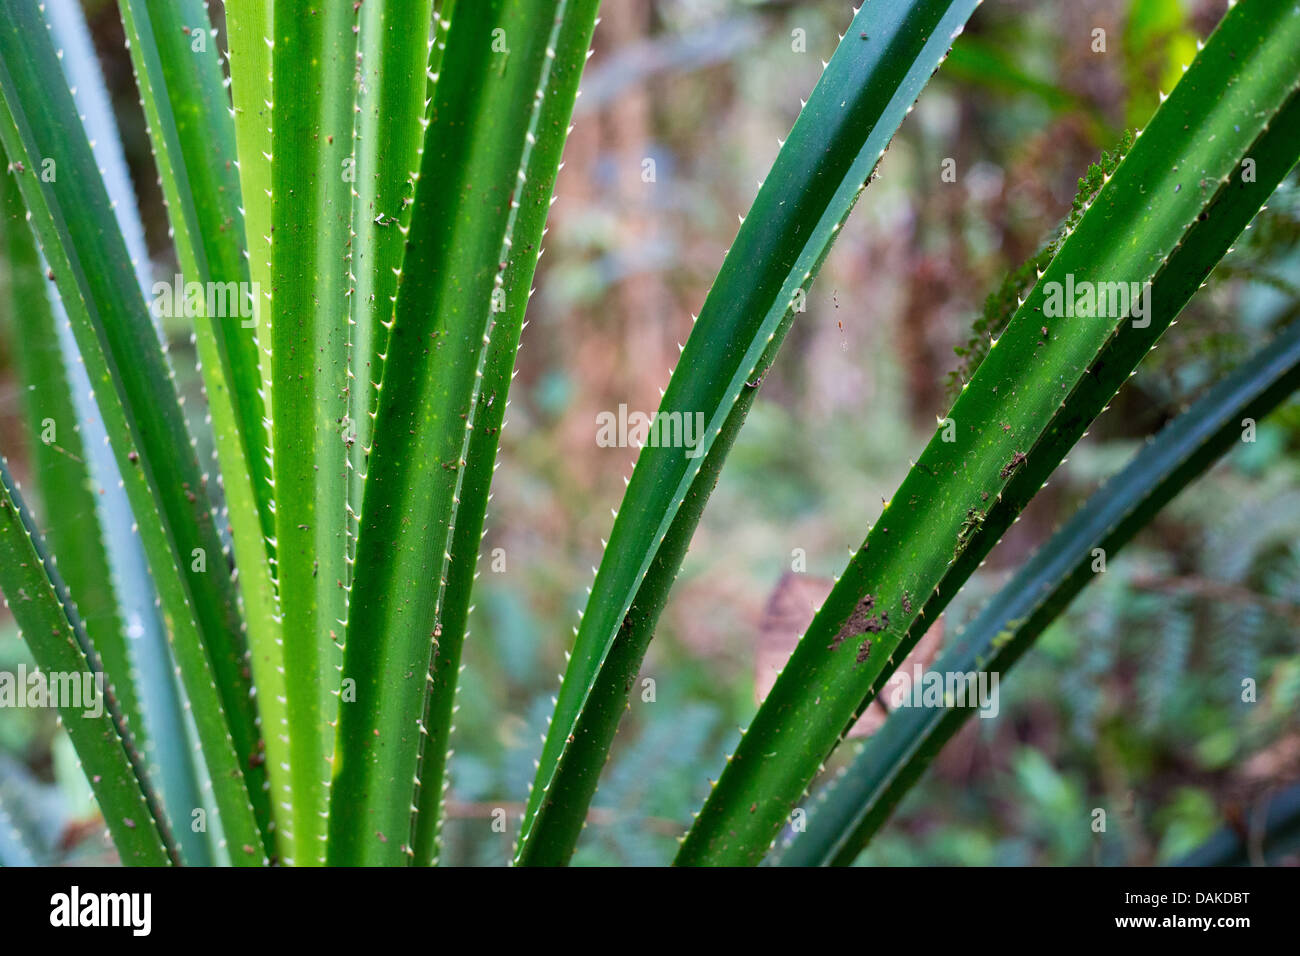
<box><xmin>0</xmin><ymin>0</ymin><xmax>1297</xmax><ymax>865</ymax></box>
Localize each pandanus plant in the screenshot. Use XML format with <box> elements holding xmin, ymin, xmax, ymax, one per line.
<box><xmin>0</xmin><ymin>0</ymin><xmax>1296</xmax><ymax>866</ymax></box>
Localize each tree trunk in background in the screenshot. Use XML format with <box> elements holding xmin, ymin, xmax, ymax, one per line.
<box><xmin>605</xmin><ymin>0</ymin><xmax>671</xmax><ymax>411</ymax></box>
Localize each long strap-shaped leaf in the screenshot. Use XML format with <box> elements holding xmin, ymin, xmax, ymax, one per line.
<box><xmin>268</xmin><ymin>0</ymin><xmax>359</xmax><ymax>866</ymax></box>
<box><xmin>405</xmin><ymin>0</ymin><xmax>598</xmax><ymax>867</ymax></box>
<box><xmin>119</xmin><ymin>0</ymin><xmax>274</xmax><ymax>542</ymax></box>
<box><xmin>329</xmin><ymin>0</ymin><xmax>600</xmax><ymax>866</ymax></box>
<box><xmin>7</xmin><ymin>3</ymin><xmax>217</xmax><ymax>862</ymax></box>
<box><xmin>117</xmin><ymin>0</ymin><xmax>289</xmax><ymax>851</ymax></box>
<box><xmin>428</xmin><ymin>1</ymin><xmax>458</xmax><ymax>104</ymax></box>
<box><xmin>223</xmin><ymin>0</ymin><xmax>276</xmax><ymax>533</ymax></box>
<box><xmin>0</xmin><ymin>460</ymin><xmax>178</xmax><ymax>866</ymax></box>
<box><xmin>0</xmin><ymin>165</ymin><xmax>141</xmax><ymax>756</ymax></box>
<box><xmin>0</xmin><ymin>0</ymin><xmax>270</xmax><ymax>863</ymax></box>
<box><xmin>677</xmin><ymin>0</ymin><xmax>1300</xmax><ymax>865</ymax></box>
<box><xmin>1175</xmin><ymin>779</ymin><xmax>1300</xmax><ymax>866</ymax></box>
<box><xmin>517</xmin><ymin>0</ymin><xmax>983</xmax><ymax>867</ymax></box>
<box><xmin>346</xmin><ymin>0</ymin><xmax>434</xmax><ymax>578</ymax></box>
<box><xmin>774</xmin><ymin>318</ymin><xmax>1300</xmax><ymax>866</ymax></box>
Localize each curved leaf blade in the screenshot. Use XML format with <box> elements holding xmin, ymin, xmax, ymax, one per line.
<box><xmin>0</xmin><ymin>165</ymin><xmax>139</xmax><ymax>755</ymax></box>
<box><xmin>347</xmin><ymin>0</ymin><xmax>434</xmax><ymax>573</ymax></box>
<box><xmin>224</xmin><ymin>0</ymin><xmax>275</xmax><ymax>484</ymax></box>
<box><xmin>676</xmin><ymin>0</ymin><xmax>1300</xmax><ymax>865</ymax></box>
<box><xmin>517</xmin><ymin>0</ymin><xmax>983</xmax><ymax>867</ymax></box>
<box><xmin>1175</xmin><ymin>780</ymin><xmax>1300</xmax><ymax>866</ymax></box>
<box><xmin>8</xmin><ymin>3</ymin><xmax>219</xmax><ymax>862</ymax></box>
<box><xmin>0</xmin><ymin>460</ymin><xmax>178</xmax><ymax>866</ymax></box>
<box><xmin>407</xmin><ymin>0</ymin><xmax>599</xmax><ymax>866</ymax></box>
<box><xmin>775</xmin><ymin>318</ymin><xmax>1300</xmax><ymax>865</ymax></box>
<box><xmin>118</xmin><ymin>0</ymin><xmax>289</xmax><ymax>850</ymax></box>
<box><xmin>0</xmin><ymin>0</ymin><xmax>270</xmax><ymax>863</ymax></box>
<box><xmin>330</xmin><ymin>0</ymin><xmax>599</xmax><ymax>866</ymax></box>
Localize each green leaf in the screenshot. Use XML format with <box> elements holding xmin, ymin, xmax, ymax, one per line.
<box><xmin>946</xmin><ymin>133</ymin><xmax>1137</xmax><ymax>399</ymax></box>
<box><xmin>347</xmin><ymin>0</ymin><xmax>434</xmax><ymax>576</ymax></box>
<box><xmin>268</xmin><ymin>0</ymin><xmax>359</xmax><ymax>866</ymax></box>
<box><xmin>330</xmin><ymin>0</ymin><xmax>599</xmax><ymax>866</ymax></box>
<box><xmin>0</xmin><ymin>459</ymin><xmax>178</xmax><ymax>866</ymax></box>
<box><xmin>406</xmin><ymin>0</ymin><xmax>597</xmax><ymax>867</ymax></box>
<box><xmin>428</xmin><ymin>1</ymin><xmax>458</xmax><ymax>103</ymax></box>
<box><xmin>676</xmin><ymin>0</ymin><xmax>1300</xmax><ymax>866</ymax></box>
<box><xmin>517</xmin><ymin>0</ymin><xmax>983</xmax><ymax>867</ymax></box>
<box><xmin>0</xmin><ymin>0</ymin><xmax>270</xmax><ymax>863</ymax></box>
<box><xmin>10</xmin><ymin>2</ymin><xmax>217</xmax><ymax>863</ymax></box>
<box><xmin>118</xmin><ymin>0</ymin><xmax>273</xmax><ymax>538</ymax></box>
<box><xmin>117</xmin><ymin>0</ymin><xmax>288</xmax><ymax>849</ymax></box>
<box><xmin>223</xmin><ymin>0</ymin><xmax>275</xmax><ymax>485</ymax></box>
<box><xmin>0</xmin><ymin>161</ymin><xmax>140</xmax><ymax>757</ymax></box>
<box><xmin>775</xmin><ymin>317</ymin><xmax>1300</xmax><ymax>866</ymax></box>
<box><xmin>1176</xmin><ymin>779</ymin><xmax>1300</xmax><ymax>866</ymax></box>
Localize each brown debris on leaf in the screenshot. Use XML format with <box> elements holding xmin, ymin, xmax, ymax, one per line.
<box><xmin>756</xmin><ymin>573</ymin><xmax>945</xmax><ymax>739</ymax></box>
<box><xmin>828</xmin><ymin>592</ymin><xmax>875</xmax><ymax>650</ymax></box>
<box><xmin>1000</xmin><ymin>450</ymin><xmax>1027</xmax><ymax>478</ymax></box>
